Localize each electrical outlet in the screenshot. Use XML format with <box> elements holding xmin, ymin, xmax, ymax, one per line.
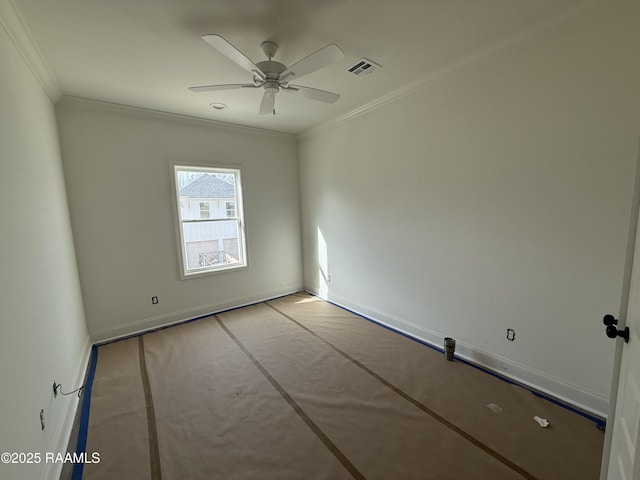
<box><xmin>506</xmin><ymin>328</ymin><xmax>516</xmax><ymax>341</ymax></box>
<box><xmin>40</xmin><ymin>409</ymin><xmax>45</xmax><ymax>430</ymax></box>
<box><xmin>151</xmin><ymin>296</ymin><xmax>158</xmax><ymax>305</ymax></box>
<box><xmin>327</xmin><ymin>275</ymin><xmax>331</xmax><ymax>283</ymax></box>
<box><xmin>53</xmin><ymin>381</ymin><xmax>58</xmax><ymax>398</ymax></box>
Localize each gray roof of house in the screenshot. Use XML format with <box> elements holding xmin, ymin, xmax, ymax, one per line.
<box><xmin>179</xmin><ymin>174</ymin><xmax>235</xmax><ymax>198</ymax></box>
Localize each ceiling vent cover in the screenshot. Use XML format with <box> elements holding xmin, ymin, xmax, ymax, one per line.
<box><xmin>348</xmin><ymin>58</ymin><xmax>381</xmax><ymax>76</ymax></box>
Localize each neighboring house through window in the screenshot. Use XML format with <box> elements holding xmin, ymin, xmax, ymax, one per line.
<box><xmin>173</xmin><ymin>165</ymin><xmax>247</xmax><ymax>276</ymax></box>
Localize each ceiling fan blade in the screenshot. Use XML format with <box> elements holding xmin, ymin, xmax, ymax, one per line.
<box><xmin>283</xmin><ymin>84</ymin><xmax>340</xmax><ymax>104</ymax></box>
<box><xmin>259</xmin><ymin>90</ymin><xmax>276</xmax><ymax>115</ymax></box>
<box><xmin>188</xmin><ymin>83</ymin><xmax>258</xmax><ymax>93</ymax></box>
<box><xmin>280</xmin><ymin>44</ymin><xmax>344</xmax><ymax>83</ymax></box>
<box><xmin>201</xmin><ymin>34</ymin><xmax>266</xmax><ymax>80</ymax></box>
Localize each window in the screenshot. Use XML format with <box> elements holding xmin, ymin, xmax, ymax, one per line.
<box><xmin>173</xmin><ymin>165</ymin><xmax>247</xmax><ymax>277</ymax></box>
<box><xmin>225</xmin><ymin>201</ymin><xmax>236</xmax><ymax>218</ymax></box>
<box><xmin>199</xmin><ymin>202</ymin><xmax>210</xmax><ymax>219</ymax></box>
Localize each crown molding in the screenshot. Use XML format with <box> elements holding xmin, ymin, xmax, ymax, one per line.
<box><xmin>299</xmin><ymin>0</ymin><xmax>628</xmax><ymax>140</ymax></box>
<box><xmin>0</xmin><ymin>0</ymin><xmax>62</xmax><ymax>102</ymax></box>
<box><xmin>56</xmin><ymin>95</ymin><xmax>296</xmax><ymax>141</ymax></box>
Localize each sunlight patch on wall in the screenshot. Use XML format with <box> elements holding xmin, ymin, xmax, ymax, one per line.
<box><xmin>318</xmin><ymin>226</ymin><xmax>329</xmax><ymax>299</ymax></box>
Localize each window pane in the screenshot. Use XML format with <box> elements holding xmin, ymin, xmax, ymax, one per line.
<box><xmin>182</xmin><ymin>220</ymin><xmax>242</xmax><ymax>270</ymax></box>
<box><xmin>177</xmin><ymin>171</ymin><xmax>236</xmax><ymax>221</ymax></box>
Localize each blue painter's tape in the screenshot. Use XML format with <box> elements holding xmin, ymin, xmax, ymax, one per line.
<box><xmin>71</xmin><ymin>345</ymin><xmax>99</xmax><ymax>480</ymax></box>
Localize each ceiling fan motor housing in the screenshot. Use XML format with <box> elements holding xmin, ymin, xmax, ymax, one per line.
<box><xmin>256</xmin><ymin>61</ymin><xmax>287</xmax><ymax>78</ymax></box>
<box><xmin>256</xmin><ymin>61</ymin><xmax>287</xmax><ymax>93</ymax></box>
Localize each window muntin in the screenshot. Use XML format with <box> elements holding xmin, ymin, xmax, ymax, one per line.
<box><xmin>174</xmin><ymin>166</ymin><xmax>247</xmax><ymax>276</ymax></box>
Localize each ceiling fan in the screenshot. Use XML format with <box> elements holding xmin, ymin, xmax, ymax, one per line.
<box><xmin>189</xmin><ymin>35</ymin><xmax>344</xmax><ymax>115</ymax></box>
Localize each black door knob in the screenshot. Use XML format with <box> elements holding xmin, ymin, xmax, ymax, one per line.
<box><xmin>606</xmin><ymin>324</ymin><xmax>630</xmax><ymax>343</ymax></box>
<box><xmin>603</xmin><ymin>314</ymin><xmax>618</xmax><ymax>326</ymax></box>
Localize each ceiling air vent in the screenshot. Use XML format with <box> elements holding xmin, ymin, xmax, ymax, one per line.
<box><xmin>348</xmin><ymin>58</ymin><xmax>381</xmax><ymax>76</ymax></box>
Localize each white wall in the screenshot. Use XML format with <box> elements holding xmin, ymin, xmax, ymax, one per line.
<box><xmin>56</xmin><ymin>99</ymin><xmax>302</xmax><ymax>342</ymax></box>
<box><xmin>298</xmin><ymin>3</ymin><xmax>640</xmax><ymax>416</ymax></box>
<box><xmin>0</xmin><ymin>18</ymin><xmax>90</xmax><ymax>480</ymax></box>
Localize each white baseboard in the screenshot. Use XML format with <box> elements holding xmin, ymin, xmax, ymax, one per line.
<box><xmin>41</xmin><ymin>335</ymin><xmax>92</xmax><ymax>480</ymax></box>
<box><xmin>90</xmin><ymin>286</ymin><xmax>303</xmax><ymax>344</ymax></box>
<box><xmin>309</xmin><ymin>288</ymin><xmax>608</xmax><ymax>419</ymax></box>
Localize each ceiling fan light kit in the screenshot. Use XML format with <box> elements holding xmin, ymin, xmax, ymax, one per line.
<box><xmin>189</xmin><ymin>34</ymin><xmax>344</xmax><ymax>115</ymax></box>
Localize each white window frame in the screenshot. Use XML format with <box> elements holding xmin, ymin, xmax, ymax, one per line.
<box><xmin>172</xmin><ymin>165</ymin><xmax>247</xmax><ymax>278</ymax></box>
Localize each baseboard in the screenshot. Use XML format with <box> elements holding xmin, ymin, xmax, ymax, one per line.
<box><xmin>41</xmin><ymin>334</ymin><xmax>92</xmax><ymax>480</ymax></box>
<box><xmin>309</xmin><ymin>288</ymin><xmax>608</xmax><ymax>419</ymax></box>
<box><xmin>90</xmin><ymin>286</ymin><xmax>303</xmax><ymax>344</ymax></box>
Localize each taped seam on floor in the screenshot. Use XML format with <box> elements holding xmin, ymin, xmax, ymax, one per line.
<box><xmin>215</xmin><ymin>315</ymin><xmax>366</xmax><ymax>480</ymax></box>
<box><xmin>265</xmin><ymin>301</ymin><xmax>538</xmax><ymax>480</ymax></box>
<box><xmin>138</xmin><ymin>336</ymin><xmax>162</xmax><ymax>480</ymax></box>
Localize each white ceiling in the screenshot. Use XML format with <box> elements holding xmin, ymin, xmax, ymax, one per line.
<box><xmin>12</xmin><ymin>0</ymin><xmax>603</xmax><ymax>134</ymax></box>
